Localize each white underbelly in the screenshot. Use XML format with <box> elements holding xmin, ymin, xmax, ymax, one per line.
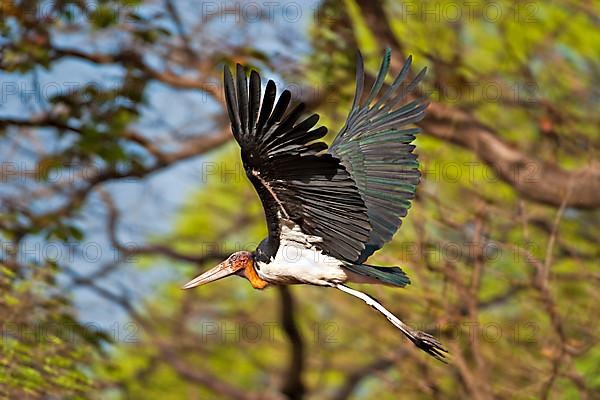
<box><xmin>256</xmin><ymin>244</ymin><xmax>348</xmax><ymax>286</ymax></box>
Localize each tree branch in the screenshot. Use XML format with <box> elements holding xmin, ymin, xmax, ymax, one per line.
<box><xmin>418</xmin><ymin>102</ymin><xmax>600</xmax><ymax>209</ymax></box>
<box><xmin>354</xmin><ymin>0</ymin><xmax>600</xmax><ymax>210</ymax></box>
<box><xmin>277</xmin><ymin>286</ymin><xmax>305</xmax><ymax>400</ymax></box>
<box><xmin>331</xmin><ymin>358</ymin><xmax>395</xmax><ymax>400</ymax></box>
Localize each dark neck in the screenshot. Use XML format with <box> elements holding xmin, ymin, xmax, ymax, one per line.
<box><xmin>255</xmin><ymin>237</ymin><xmax>277</xmax><ymax>262</ymax></box>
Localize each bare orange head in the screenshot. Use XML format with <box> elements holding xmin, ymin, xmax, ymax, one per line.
<box><xmin>182</xmin><ymin>251</ymin><xmax>268</xmax><ymax>290</ymax></box>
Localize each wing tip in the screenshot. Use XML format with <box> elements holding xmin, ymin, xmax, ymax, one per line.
<box><xmin>383</xmin><ymin>47</ymin><xmax>392</xmax><ymax>62</ymax></box>
<box><xmin>223</xmin><ymin>64</ymin><xmax>233</xmax><ymax>83</ymax></box>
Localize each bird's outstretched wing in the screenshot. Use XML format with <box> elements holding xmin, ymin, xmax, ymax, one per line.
<box><xmin>330</xmin><ymin>49</ymin><xmax>427</xmax><ymax>263</ymax></box>
<box><xmin>224</xmin><ymin>65</ymin><xmax>371</xmax><ymax>262</ymax></box>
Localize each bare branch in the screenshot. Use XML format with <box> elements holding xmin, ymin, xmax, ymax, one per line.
<box><xmin>278</xmin><ymin>286</ymin><xmax>306</xmax><ymax>400</ymax></box>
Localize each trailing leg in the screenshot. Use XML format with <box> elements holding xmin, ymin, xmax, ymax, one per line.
<box><xmin>335</xmin><ymin>284</ymin><xmax>447</xmax><ymax>362</ymax></box>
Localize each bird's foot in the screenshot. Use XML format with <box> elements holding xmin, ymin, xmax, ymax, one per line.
<box><xmin>411</xmin><ymin>330</ymin><xmax>448</xmax><ymax>363</ymax></box>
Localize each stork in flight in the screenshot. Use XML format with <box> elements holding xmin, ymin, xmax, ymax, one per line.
<box><xmin>183</xmin><ymin>49</ymin><xmax>447</xmax><ymax>362</ymax></box>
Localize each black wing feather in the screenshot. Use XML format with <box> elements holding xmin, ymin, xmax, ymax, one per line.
<box><xmin>224</xmin><ymin>67</ymin><xmax>242</xmax><ymax>140</ymax></box>
<box><xmin>224</xmin><ymin>64</ymin><xmax>371</xmax><ymax>262</ymax></box>
<box><xmin>330</xmin><ymin>49</ymin><xmax>426</xmax><ymax>263</ymax></box>
<box><xmin>248</xmin><ymin>71</ymin><xmax>261</xmax><ymax>133</ymax></box>
<box><xmin>256</xmin><ymin>80</ymin><xmax>276</xmax><ymax>135</ymax></box>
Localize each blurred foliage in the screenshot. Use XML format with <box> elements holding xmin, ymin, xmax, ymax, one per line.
<box><xmin>0</xmin><ymin>263</ymin><xmax>109</xmax><ymax>398</ymax></box>
<box><xmin>1</xmin><ymin>0</ymin><xmax>599</xmax><ymax>399</ymax></box>
<box><xmin>0</xmin><ymin>0</ymin><xmax>168</xmax><ymax>397</ymax></box>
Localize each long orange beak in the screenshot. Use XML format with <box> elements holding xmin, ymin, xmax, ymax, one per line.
<box><xmin>182</xmin><ymin>260</ymin><xmax>237</xmax><ymax>289</ymax></box>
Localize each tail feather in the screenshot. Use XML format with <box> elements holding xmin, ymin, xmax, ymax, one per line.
<box><xmin>344</xmin><ymin>264</ymin><xmax>411</xmax><ymax>287</ymax></box>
